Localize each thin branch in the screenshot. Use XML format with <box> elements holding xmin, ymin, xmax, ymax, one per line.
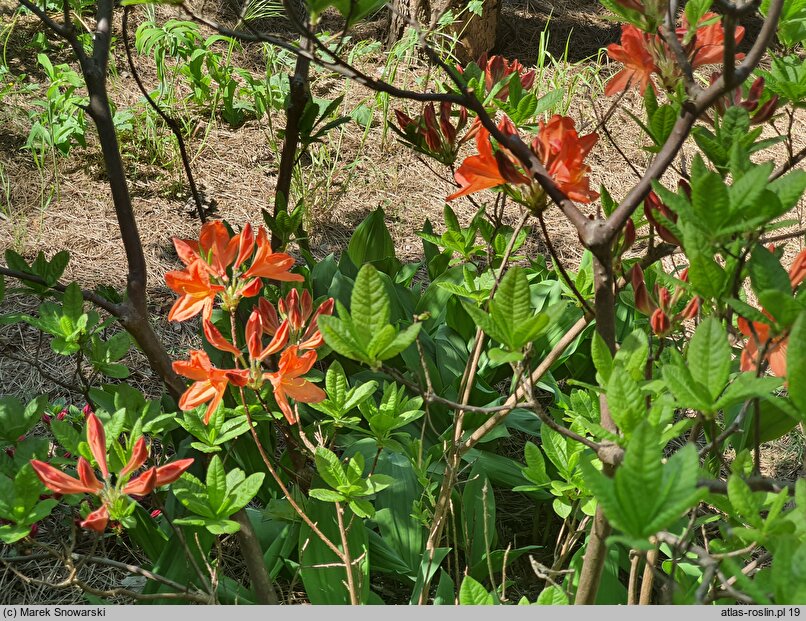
<box><xmin>122</xmin><ymin>6</ymin><xmax>206</xmax><ymax>223</ymax></box>
<box><xmin>0</xmin><ymin>266</ymin><xmax>122</xmax><ymax>316</ymax></box>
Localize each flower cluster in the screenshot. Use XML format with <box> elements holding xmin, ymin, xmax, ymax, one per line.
<box><xmin>709</xmin><ymin>74</ymin><xmax>779</xmax><ymax>125</ymax></box>
<box><xmin>167</xmin><ymin>221</ymin><xmax>331</xmax><ymax>425</ymax></box>
<box><xmin>472</xmin><ymin>53</ymin><xmax>536</xmax><ymax>101</ymax></box>
<box><xmin>738</xmin><ymin>248</ymin><xmax>806</xmax><ymax>379</ymax></box>
<box><xmin>393</xmin><ymin>102</ymin><xmax>472</xmax><ymax>165</ymax></box>
<box><xmin>30</xmin><ymin>413</ymin><xmax>193</xmax><ymax>532</ymax></box>
<box><xmin>446</xmin><ymin>115</ymin><xmax>599</xmax><ymax>206</ymax></box>
<box><xmin>631</xmin><ymin>265</ymin><xmax>699</xmax><ymax>336</ymax></box>
<box><xmin>605</xmin><ymin>14</ymin><xmax>745</xmax><ymax>96</ymax></box>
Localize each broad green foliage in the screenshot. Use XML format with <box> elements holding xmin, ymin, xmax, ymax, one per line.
<box><xmin>318</xmin><ymin>264</ymin><xmax>421</xmax><ymax>369</ymax></box>
<box><xmin>582</xmin><ymin>423</ymin><xmax>705</xmax><ymax>545</ymax></box>
<box><xmin>172</xmin><ymin>456</ymin><xmax>265</xmax><ymax>534</ymax></box>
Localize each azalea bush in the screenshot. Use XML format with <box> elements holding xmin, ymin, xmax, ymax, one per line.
<box><xmin>1</xmin><ymin>0</ymin><xmax>806</xmax><ymax>606</ymax></box>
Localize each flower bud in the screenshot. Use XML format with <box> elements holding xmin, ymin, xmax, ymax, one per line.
<box><xmin>650</xmin><ymin>308</ymin><xmax>671</xmax><ymax>335</ymax></box>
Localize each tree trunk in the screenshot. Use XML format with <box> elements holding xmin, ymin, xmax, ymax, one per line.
<box><xmin>387</xmin><ymin>0</ymin><xmax>501</xmax><ymax>64</ymax></box>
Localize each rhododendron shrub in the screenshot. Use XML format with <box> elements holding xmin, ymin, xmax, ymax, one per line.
<box><xmin>2</xmin><ymin>0</ymin><xmax>806</xmax><ymax>607</ymax></box>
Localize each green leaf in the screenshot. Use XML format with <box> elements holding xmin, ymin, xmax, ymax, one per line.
<box><xmin>458</xmin><ymin>576</ymin><xmax>494</xmax><ymax>605</ymax></box>
<box><xmin>749</xmin><ymin>245</ymin><xmax>792</xmax><ymax>295</ymax></box>
<box><xmin>687</xmin><ymin>318</ymin><xmax>731</xmax><ymax>402</ymax></box>
<box><xmin>789</xmin><ymin>313</ymin><xmax>806</xmax><ymax>414</ymax></box>
<box><xmin>691</xmin><ymin>156</ymin><xmax>730</xmax><ymax>231</ymax></box>
<box><xmin>522</xmin><ymin>441</ymin><xmax>550</xmax><ymax>487</ymax></box>
<box><xmin>205</xmin><ymin>455</ymin><xmax>227</xmax><ymax>513</ymax></box>
<box><xmin>606</xmin><ymin>369</ymin><xmax>645</xmax><ymax>436</ymax></box>
<box><xmin>662</xmin><ymin>364</ymin><xmax>714</xmax><ymax>412</ymax></box>
<box><xmin>614</xmin><ymin>329</ymin><xmax>649</xmax><ymax>380</ymax></box>
<box><xmin>377</xmin><ymin>322</ymin><xmax>421</xmax><ymax>361</ymax></box>
<box><xmin>318</xmin><ymin>312</ymin><xmax>365</xmax><ymax>362</ymax></box>
<box><xmin>536</xmin><ymin>585</ymin><xmax>569</xmax><ymax>605</ymax></box>
<box><xmin>591</xmin><ymin>331</ymin><xmax>614</xmax><ymax>383</ymax></box>
<box><xmin>344</xmin><ymin>207</ymin><xmax>399</xmax><ymax>277</ymax></box>
<box><xmin>584</xmin><ymin>423</ymin><xmax>705</xmax><ymax>539</ymax></box>
<box><xmin>728</xmin><ymin>474</ymin><xmax>763</xmax><ymax>527</ymax></box>
<box><xmin>488</xmin><ymin>267</ymin><xmax>533</xmax><ymax>349</ymax></box>
<box><xmin>351</xmin><ymin>264</ymin><xmax>390</xmax><ymax>349</ymax></box>
<box><xmin>315</xmin><ymin>447</ymin><xmax>349</xmax><ymax>490</ymax></box>
<box><xmin>61</xmin><ymin>282</ymin><xmax>84</xmax><ymax>322</ymax></box>
<box><xmin>325</xmin><ymin>361</ymin><xmax>348</xmax><ymax>406</ymax></box>
<box><xmin>729</xmin><ymin>162</ymin><xmax>774</xmax><ymax>216</ymax></box>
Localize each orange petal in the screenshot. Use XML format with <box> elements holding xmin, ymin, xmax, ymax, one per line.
<box><xmin>86</xmin><ymin>413</ymin><xmax>109</xmax><ymax>480</ymax></box>
<box><xmin>30</xmin><ymin>460</ymin><xmax>96</xmax><ymax>495</ymax></box>
<box><xmin>120</xmin><ymin>437</ymin><xmax>149</xmax><ymax>478</ymax></box>
<box><xmin>80</xmin><ymin>504</ymin><xmax>109</xmax><ymax>533</ymax></box>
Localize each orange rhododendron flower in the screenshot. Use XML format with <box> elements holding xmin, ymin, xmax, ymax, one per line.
<box><xmin>447</xmin><ymin>115</ymin><xmax>598</xmax><ymax>205</ymax></box>
<box><xmin>680</xmin><ymin>13</ymin><xmax>744</xmax><ymax>68</ymax></box>
<box><xmin>173</xmin><ymin>350</ymin><xmax>250</xmax><ymax>424</ymax></box>
<box><xmin>165</xmin><ymin>260</ymin><xmax>224</xmax><ymax>322</ymax></box>
<box><xmin>265</xmin><ymin>346</ymin><xmax>326</xmax><ymax>424</ymax></box>
<box><xmin>243</xmin><ymin>228</ymin><xmax>305</xmax><ymax>282</ymax></box>
<box><xmin>531</xmin><ymin>115</ymin><xmax>599</xmax><ymax>203</ymax></box>
<box><xmin>605</xmin><ymin>24</ymin><xmax>658</xmax><ymax>96</ymax></box>
<box><xmin>447</xmin><ymin>122</ymin><xmax>528</xmax><ymax>201</ymax></box>
<box><xmin>30</xmin><ymin>415</ymin><xmax>194</xmax><ymax>533</ymax></box>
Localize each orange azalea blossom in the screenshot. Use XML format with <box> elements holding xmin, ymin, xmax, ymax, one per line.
<box><xmin>165</xmin><ymin>260</ymin><xmax>224</xmax><ymax>322</ymax></box>
<box><xmin>173</xmin><ymin>350</ymin><xmax>250</xmax><ymax>424</ymax></box>
<box><xmin>531</xmin><ymin>115</ymin><xmax>599</xmax><ymax>203</ymax></box>
<box><xmin>243</xmin><ymin>228</ymin><xmax>305</xmax><ymax>282</ymax></box>
<box><xmin>447</xmin><ymin>115</ymin><xmax>598</xmax><ymax>205</ymax></box>
<box><xmin>30</xmin><ymin>414</ymin><xmax>193</xmax><ymax>532</ymax></box>
<box><xmin>167</xmin><ymin>222</ymin><xmax>302</xmax><ymax>322</ymax></box>
<box><xmin>264</xmin><ymin>346</ymin><xmax>326</xmax><ymax>424</ymax></box>
<box><xmin>446</xmin><ymin>121</ymin><xmax>525</xmax><ymax>201</ymax></box>
<box><xmin>605</xmin><ymin>24</ymin><xmax>658</xmax><ymax>96</ymax></box>
<box><xmin>738</xmin><ymin>248</ymin><xmax>806</xmax><ymax>379</ymax></box>
<box><xmin>678</xmin><ymin>13</ymin><xmax>744</xmax><ymax>68</ymax></box>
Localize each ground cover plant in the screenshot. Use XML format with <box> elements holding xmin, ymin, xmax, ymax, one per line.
<box><xmin>0</xmin><ymin>0</ymin><xmax>806</xmax><ymax>606</ymax></box>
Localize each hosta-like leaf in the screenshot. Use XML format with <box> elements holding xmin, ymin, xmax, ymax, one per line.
<box><xmin>351</xmin><ymin>265</ymin><xmax>390</xmax><ymax>348</ymax></box>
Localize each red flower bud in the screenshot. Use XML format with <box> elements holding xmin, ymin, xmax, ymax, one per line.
<box><xmin>679</xmin><ymin>296</ymin><xmax>700</xmax><ymax>320</ymax></box>
<box><xmin>122</xmin><ymin>467</ymin><xmax>157</xmax><ymax>496</ymax></box>
<box><xmin>422</xmin><ymin>103</ymin><xmax>441</xmax><ymax>151</ymax></box>
<box><xmin>29</xmin><ymin>523</ymin><xmax>39</xmax><ymax>538</ymax></box>
<box><xmin>644</xmin><ymin>191</ymin><xmax>680</xmax><ymax>246</ymax></box>
<box><xmin>658</xmin><ymin>286</ymin><xmax>671</xmax><ymax>311</ymax></box>
<box><xmin>394</xmin><ymin>110</ymin><xmax>416</xmax><ymax>133</ymax></box>
<box><xmin>631</xmin><ymin>265</ymin><xmax>657</xmax><ymax>316</ymax></box>
<box><xmin>439</xmin><ymin>101</ymin><xmax>456</xmax><ymax>146</ymax></box>
<box><xmin>150</xmin><ymin>509</ymin><xmax>162</xmax><ymax>519</ymax></box>
<box><xmin>650</xmin><ymin>308</ymin><xmax>671</xmax><ymax>336</ymax></box>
